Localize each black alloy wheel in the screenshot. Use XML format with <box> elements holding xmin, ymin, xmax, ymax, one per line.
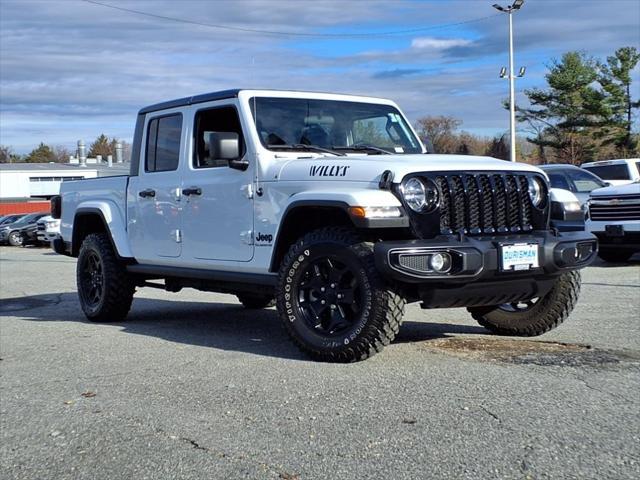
<box><xmin>79</xmin><ymin>251</ymin><xmax>105</xmax><ymax>311</ymax></box>
<box><xmin>276</xmin><ymin>227</ymin><xmax>406</xmax><ymax>362</ymax></box>
<box><xmin>295</xmin><ymin>255</ymin><xmax>364</xmax><ymax>336</ymax></box>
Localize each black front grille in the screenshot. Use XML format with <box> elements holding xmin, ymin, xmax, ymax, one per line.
<box><xmin>433</xmin><ymin>173</ymin><xmax>537</xmax><ymax>235</ymax></box>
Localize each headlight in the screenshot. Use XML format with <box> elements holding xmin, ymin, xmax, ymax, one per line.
<box><xmin>401</xmin><ymin>177</ymin><xmax>439</xmax><ymax>212</ymax></box>
<box><xmin>528</xmin><ymin>177</ymin><xmax>546</xmax><ymax>208</ymax></box>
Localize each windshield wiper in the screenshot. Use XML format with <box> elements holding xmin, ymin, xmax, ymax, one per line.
<box><xmin>333</xmin><ymin>144</ymin><xmax>393</xmax><ymax>155</ymax></box>
<box><xmin>268</xmin><ymin>144</ymin><xmax>345</xmax><ymax>156</ymax></box>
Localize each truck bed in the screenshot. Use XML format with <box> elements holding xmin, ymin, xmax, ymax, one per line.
<box><xmin>59</xmin><ymin>175</ymin><xmax>130</xmax><ymax>246</ymax></box>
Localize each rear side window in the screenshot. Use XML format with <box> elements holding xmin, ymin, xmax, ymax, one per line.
<box><xmin>145</xmin><ymin>114</ymin><xmax>183</xmax><ymax>172</ymax></box>
<box><xmin>547</xmin><ymin>172</ymin><xmax>570</xmax><ymax>190</ymax></box>
<box><xmin>582</xmin><ymin>164</ymin><xmax>630</xmax><ymax>181</ymax></box>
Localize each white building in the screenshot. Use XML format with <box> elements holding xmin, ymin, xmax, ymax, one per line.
<box><xmin>0</xmin><ymin>162</ymin><xmax>129</xmax><ymax>200</ymax></box>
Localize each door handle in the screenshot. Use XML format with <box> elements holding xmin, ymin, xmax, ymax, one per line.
<box><xmin>139</xmin><ymin>188</ymin><xmax>156</xmax><ymax>198</ymax></box>
<box><xmin>183</xmin><ymin>186</ymin><xmax>202</xmax><ymax>196</ymax></box>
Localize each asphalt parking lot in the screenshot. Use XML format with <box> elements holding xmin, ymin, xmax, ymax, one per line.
<box><xmin>1</xmin><ymin>246</ymin><xmax>639</xmax><ymax>480</ymax></box>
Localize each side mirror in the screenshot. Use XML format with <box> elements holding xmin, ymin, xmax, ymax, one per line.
<box><xmin>208</xmin><ymin>132</ymin><xmax>248</xmax><ymax>171</ymax></box>
<box><xmin>209</xmin><ymin>132</ymin><xmax>239</xmax><ymax>160</ymax></box>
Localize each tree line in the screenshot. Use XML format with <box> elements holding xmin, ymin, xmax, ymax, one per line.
<box><xmin>0</xmin><ymin>134</ymin><xmax>131</xmax><ymax>164</ymax></box>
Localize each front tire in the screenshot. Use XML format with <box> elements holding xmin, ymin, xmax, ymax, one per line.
<box><xmin>468</xmin><ymin>271</ymin><xmax>581</xmax><ymax>336</ymax></box>
<box><xmin>8</xmin><ymin>231</ymin><xmax>22</xmax><ymax>246</ymax></box>
<box><xmin>77</xmin><ymin>233</ymin><xmax>135</xmax><ymax>322</ymax></box>
<box><xmin>598</xmin><ymin>249</ymin><xmax>633</xmax><ymax>263</ymax></box>
<box><xmin>276</xmin><ymin>227</ymin><xmax>405</xmax><ymax>362</ymax></box>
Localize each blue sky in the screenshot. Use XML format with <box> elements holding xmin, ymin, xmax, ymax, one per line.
<box><xmin>1</xmin><ymin>0</ymin><xmax>639</xmax><ymax>153</ymax></box>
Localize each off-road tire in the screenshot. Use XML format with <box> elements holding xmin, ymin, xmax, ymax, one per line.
<box><xmin>77</xmin><ymin>233</ymin><xmax>135</xmax><ymax>322</ymax></box>
<box><xmin>8</xmin><ymin>231</ymin><xmax>22</xmax><ymax>246</ymax></box>
<box><xmin>468</xmin><ymin>271</ymin><xmax>581</xmax><ymax>336</ymax></box>
<box><xmin>237</xmin><ymin>294</ymin><xmax>276</xmax><ymax>309</ymax></box>
<box><xmin>276</xmin><ymin>227</ymin><xmax>406</xmax><ymax>362</ymax></box>
<box><xmin>597</xmin><ymin>249</ymin><xmax>633</xmax><ymax>263</ymax></box>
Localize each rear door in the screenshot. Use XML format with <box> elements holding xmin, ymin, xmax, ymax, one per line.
<box><xmin>128</xmin><ymin>110</ymin><xmax>185</xmax><ymax>263</ymax></box>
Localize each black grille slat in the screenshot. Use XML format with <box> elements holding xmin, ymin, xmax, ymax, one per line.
<box><xmin>428</xmin><ymin>172</ymin><xmax>536</xmax><ymax>236</ymax></box>
<box><xmin>506</xmin><ymin>175</ymin><xmax>520</xmax><ymax>231</ymax></box>
<box><xmin>451</xmin><ymin>176</ymin><xmax>466</xmax><ymax>232</ymax></box>
<box><xmin>518</xmin><ymin>176</ymin><xmax>532</xmax><ymax>230</ymax></box>
<box><xmin>492</xmin><ymin>175</ymin><xmax>508</xmax><ymax>232</ymax></box>
<box><xmin>465</xmin><ymin>175</ymin><xmax>481</xmax><ymax>233</ymax></box>
<box><xmin>479</xmin><ymin>175</ymin><xmax>494</xmax><ymax>233</ymax></box>
<box><xmin>436</xmin><ymin>176</ymin><xmax>451</xmax><ymax>233</ymax></box>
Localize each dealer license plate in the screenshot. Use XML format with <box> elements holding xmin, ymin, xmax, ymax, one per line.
<box><xmin>500</xmin><ymin>243</ymin><xmax>539</xmax><ymax>271</ymax></box>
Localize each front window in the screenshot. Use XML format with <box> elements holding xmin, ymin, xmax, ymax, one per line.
<box><xmin>250</xmin><ymin>97</ymin><xmax>422</xmax><ymax>154</ymax></box>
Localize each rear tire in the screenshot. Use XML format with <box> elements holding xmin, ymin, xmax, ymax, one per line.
<box><xmin>598</xmin><ymin>249</ymin><xmax>633</xmax><ymax>263</ymax></box>
<box><xmin>237</xmin><ymin>294</ymin><xmax>275</xmax><ymax>309</ymax></box>
<box><xmin>276</xmin><ymin>227</ymin><xmax>405</xmax><ymax>362</ymax></box>
<box><xmin>468</xmin><ymin>271</ymin><xmax>581</xmax><ymax>336</ymax></box>
<box><xmin>77</xmin><ymin>233</ymin><xmax>135</xmax><ymax>322</ymax></box>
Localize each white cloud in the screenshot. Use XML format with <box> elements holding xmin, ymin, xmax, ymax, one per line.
<box><xmin>411</xmin><ymin>37</ymin><xmax>472</xmax><ymax>50</ymax></box>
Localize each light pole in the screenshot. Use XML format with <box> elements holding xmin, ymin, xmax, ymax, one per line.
<box><xmin>493</xmin><ymin>0</ymin><xmax>525</xmax><ymax>162</ymax></box>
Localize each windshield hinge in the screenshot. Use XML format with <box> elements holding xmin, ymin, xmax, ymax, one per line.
<box><xmin>379</xmin><ymin>170</ymin><xmax>395</xmax><ymax>190</ymax></box>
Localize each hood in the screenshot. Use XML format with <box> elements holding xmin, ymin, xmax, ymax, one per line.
<box><xmin>272</xmin><ymin>153</ymin><xmax>542</xmax><ymax>183</ymax></box>
<box><xmin>590</xmin><ymin>181</ymin><xmax>640</xmax><ymax>197</ymax></box>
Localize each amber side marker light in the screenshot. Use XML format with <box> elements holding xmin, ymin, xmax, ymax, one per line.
<box><xmin>348</xmin><ymin>206</ymin><xmax>402</xmax><ymax>218</ymax></box>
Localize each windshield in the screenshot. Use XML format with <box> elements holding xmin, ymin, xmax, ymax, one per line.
<box><xmin>250</xmin><ymin>97</ymin><xmax>422</xmax><ymax>154</ymax></box>
<box><xmin>566</xmin><ymin>169</ymin><xmax>607</xmax><ymax>192</ymax></box>
<box><xmin>11</xmin><ymin>214</ymin><xmax>40</xmax><ymax>226</ymax></box>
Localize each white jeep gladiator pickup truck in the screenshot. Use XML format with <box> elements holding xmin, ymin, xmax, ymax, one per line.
<box><xmin>52</xmin><ymin>89</ymin><xmax>597</xmax><ymax>362</ymax></box>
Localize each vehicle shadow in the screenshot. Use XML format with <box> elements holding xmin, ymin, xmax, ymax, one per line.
<box><xmin>1</xmin><ymin>292</ymin><xmax>489</xmax><ymax>361</ymax></box>
<box><xmin>590</xmin><ymin>254</ymin><xmax>640</xmax><ymax>268</ymax></box>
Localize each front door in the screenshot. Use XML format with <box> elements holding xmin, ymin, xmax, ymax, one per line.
<box><xmin>181</xmin><ymin>103</ymin><xmax>254</xmax><ymax>262</ymax></box>
<box><xmin>128</xmin><ymin>111</ymin><xmax>185</xmax><ymax>263</ymax></box>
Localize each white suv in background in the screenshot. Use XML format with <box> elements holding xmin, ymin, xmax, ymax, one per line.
<box><xmin>581</xmin><ymin>158</ymin><xmax>640</xmax><ymax>186</ymax></box>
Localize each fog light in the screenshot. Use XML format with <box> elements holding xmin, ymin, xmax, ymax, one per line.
<box><xmin>429</xmin><ymin>252</ymin><xmax>452</xmax><ymax>272</ymax></box>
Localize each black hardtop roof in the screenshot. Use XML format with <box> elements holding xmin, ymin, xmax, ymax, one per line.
<box><xmin>138</xmin><ymin>89</ymin><xmax>242</xmax><ymax>115</ymax></box>
<box><xmin>137</xmin><ymin>88</ymin><xmax>385</xmax><ymax>115</ymax></box>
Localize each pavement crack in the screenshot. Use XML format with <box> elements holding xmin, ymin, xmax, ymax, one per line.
<box><xmin>181</xmin><ymin>437</ymin><xmax>209</xmax><ymax>452</ymax></box>
<box><xmin>573</xmin><ymin>373</ymin><xmax>634</xmax><ymax>404</ymax></box>
<box><xmin>479</xmin><ymin>405</ymin><xmax>501</xmax><ymax>422</ymax></box>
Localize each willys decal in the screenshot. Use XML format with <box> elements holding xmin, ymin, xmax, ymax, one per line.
<box><xmin>309</xmin><ymin>165</ymin><xmax>350</xmax><ymax>177</ymax></box>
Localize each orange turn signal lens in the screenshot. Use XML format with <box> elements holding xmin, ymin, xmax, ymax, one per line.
<box><xmin>348</xmin><ymin>206</ymin><xmax>367</xmax><ymax>218</ymax></box>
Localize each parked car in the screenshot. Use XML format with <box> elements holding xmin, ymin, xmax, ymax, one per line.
<box><xmin>586</xmin><ymin>180</ymin><xmax>640</xmax><ymax>262</ymax></box>
<box><xmin>540</xmin><ymin>164</ymin><xmax>608</xmax><ymax>206</ymax></box>
<box><xmin>36</xmin><ymin>215</ymin><xmax>61</xmax><ymax>244</ymax></box>
<box><xmin>581</xmin><ymin>158</ymin><xmax>640</xmax><ymax>186</ymax></box>
<box><xmin>54</xmin><ymin>88</ymin><xmax>596</xmax><ymax>362</ymax></box>
<box><xmin>0</xmin><ymin>212</ymin><xmax>48</xmax><ymax>246</ymax></box>
<box><xmin>19</xmin><ymin>223</ymin><xmax>41</xmax><ymax>247</ymax></box>
<box><xmin>0</xmin><ymin>214</ymin><xmax>26</xmax><ymax>226</ymax></box>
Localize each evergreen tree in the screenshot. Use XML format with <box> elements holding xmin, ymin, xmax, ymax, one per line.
<box><xmin>599</xmin><ymin>46</ymin><xmax>640</xmax><ymax>156</ymax></box>
<box><xmin>88</xmin><ymin>134</ymin><xmax>113</xmax><ymax>158</ymax></box>
<box><xmin>25</xmin><ymin>143</ymin><xmax>56</xmax><ymax>163</ymax></box>
<box><xmin>486</xmin><ymin>135</ymin><xmax>509</xmax><ymax>160</ymax></box>
<box><xmin>516</xmin><ymin>52</ymin><xmax>609</xmax><ymax>164</ymax></box>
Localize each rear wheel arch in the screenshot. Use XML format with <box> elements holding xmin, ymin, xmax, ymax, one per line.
<box><xmin>269</xmin><ymin>202</ymin><xmax>354</xmax><ymax>273</ymax></box>
<box><xmin>72</xmin><ymin>209</ymin><xmax>117</xmax><ymax>258</ymax></box>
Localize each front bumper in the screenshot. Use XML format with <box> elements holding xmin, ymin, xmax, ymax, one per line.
<box><xmin>374</xmin><ymin>230</ymin><xmax>597</xmax><ymax>308</ymax></box>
